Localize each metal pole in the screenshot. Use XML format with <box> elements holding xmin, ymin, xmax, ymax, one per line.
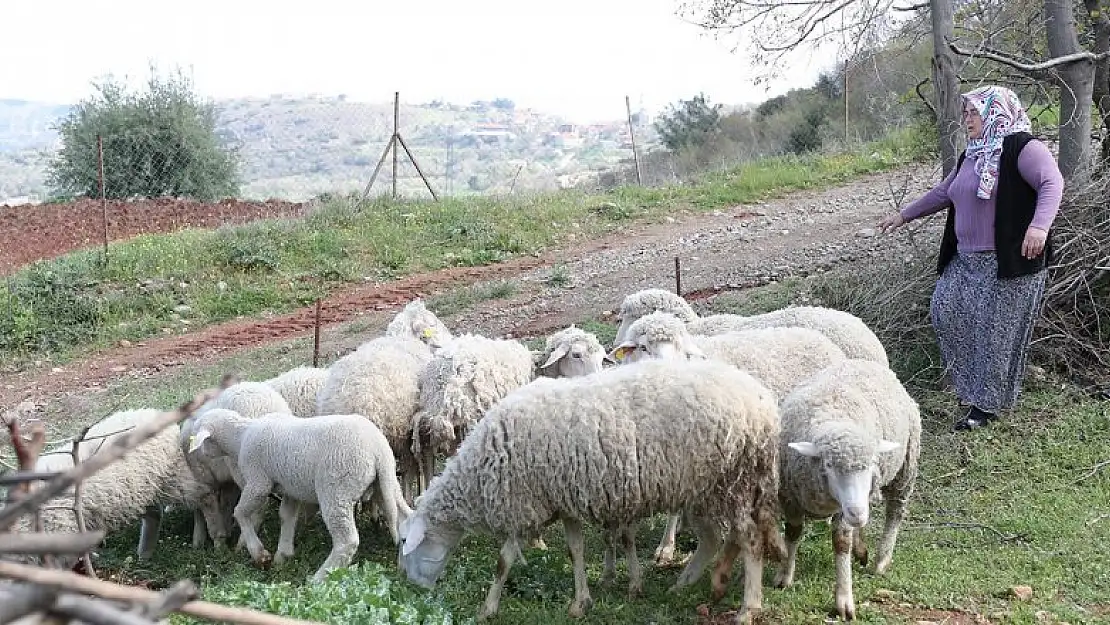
<box><xmin>674</xmin><ymin>257</ymin><xmax>682</xmax><ymax>296</ymax></box>
<box><xmin>392</xmin><ymin>91</ymin><xmax>399</xmax><ymax>200</ymax></box>
<box><xmin>626</xmin><ymin>96</ymin><xmax>643</xmax><ymax>186</ymax></box>
<box><xmin>97</xmin><ymin>135</ymin><xmax>108</xmax><ymax>264</ymax></box>
<box><xmin>313</xmin><ymin>299</ymin><xmax>322</xmax><ymax>368</ymax></box>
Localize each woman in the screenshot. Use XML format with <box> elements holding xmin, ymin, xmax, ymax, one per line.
<box><xmin>878</xmin><ymin>85</ymin><xmax>1064</xmax><ymax>431</ymax></box>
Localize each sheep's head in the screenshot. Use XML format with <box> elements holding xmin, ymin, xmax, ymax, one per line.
<box><xmin>398</xmin><ymin>512</ymin><xmax>462</xmax><ymax>588</ymax></box>
<box><xmin>535</xmin><ymin>326</ymin><xmax>606</xmax><ymax>378</ymax></box>
<box><xmin>608</xmin><ymin>311</ymin><xmax>705</xmax><ymax>364</ymax></box>
<box><xmin>787</xmin><ymin>419</ymin><xmax>901</xmax><ymax>528</ymax></box>
<box><xmin>390</xmin><ymin>299</ymin><xmax>453</xmax><ymax>349</ymax></box>
<box><xmin>613</xmin><ymin>289</ymin><xmax>699</xmax><ymax>347</ymax></box>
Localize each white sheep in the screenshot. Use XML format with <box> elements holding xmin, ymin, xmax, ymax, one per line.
<box><xmin>613</xmin><ymin>288</ymin><xmax>889</xmax><ymax>366</ymax></box>
<box><xmin>264</xmin><ymin>366</ymin><xmax>330</xmax><ymax>417</ymax></box>
<box><xmin>187</xmin><ymin>408</ymin><xmax>412</xmax><ymax>583</ymax></box>
<box><xmin>611</xmin><ymin>310</ymin><xmax>849</xmax><ymax>566</ymax></box>
<box><xmin>183</xmin><ymin>376</ymin><xmax>294</xmax><ymax>549</ymax></box>
<box><xmin>11</xmin><ymin>407</ymin><xmax>220</xmax><ymax>568</ymax></box>
<box><xmin>533</xmin><ymin>325</ymin><xmax>608</xmax><ymax>378</ymax></box>
<box><xmin>711</xmin><ymin>358</ymin><xmax>921</xmax><ymax>621</ymax></box>
<box><xmin>398</xmin><ymin>358</ymin><xmax>784</xmax><ymax>624</ymax></box>
<box><xmin>385</xmin><ymin>298</ymin><xmax>453</xmax><ymax>349</ymax></box>
<box><xmin>316</xmin><ymin>335</ymin><xmax>433</xmax><ymax>502</ymax></box>
<box><xmin>410</xmin><ymin>333</ymin><xmax>535</xmax><ymax>493</ymax></box>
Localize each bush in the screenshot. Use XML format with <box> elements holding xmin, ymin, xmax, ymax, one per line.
<box><xmin>46</xmin><ymin>66</ymin><xmax>240</xmax><ymax>201</ymax></box>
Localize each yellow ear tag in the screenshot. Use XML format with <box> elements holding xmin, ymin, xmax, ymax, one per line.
<box><xmin>613</xmin><ymin>346</ymin><xmax>631</xmax><ymax>362</ymax></box>
<box><xmin>187</xmin><ymin>434</ymin><xmax>199</xmax><ymax>452</ymax></box>
<box><xmin>422</xmin><ymin>327</ymin><xmax>434</xmax><ymax>339</ymax></box>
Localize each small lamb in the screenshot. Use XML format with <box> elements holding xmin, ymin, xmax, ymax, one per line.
<box><xmin>711</xmin><ymin>358</ymin><xmax>922</xmax><ymax>621</ymax></box>
<box><xmin>187</xmin><ymin>408</ymin><xmax>412</xmax><ymax>583</ymax></box>
<box><xmin>385</xmin><ymin>298</ymin><xmax>453</xmax><ymax>349</ymax></box>
<box><xmin>613</xmin><ymin>288</ymin><xmax>888</xmax><ymax>366</ymax></box>
<box><xmin>398</xmin><ymin>358</ymin><xmax>784</xmax><ymax>624</ymax></box>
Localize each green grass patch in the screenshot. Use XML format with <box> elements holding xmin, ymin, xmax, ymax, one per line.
<box><xmin>0</xmin><ymin>128</ymin><xmax>930</xmax><ymax>367</ymax></box>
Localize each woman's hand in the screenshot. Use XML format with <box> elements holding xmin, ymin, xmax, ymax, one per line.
<box><xmin>878</xmin><ymin>211</ymin><xmax>906</xmax><ymax>234</ymax></box>
<box><xmin>1022</xmin><ymin>226</ymin><xmax>1048</xmax><ymax>259</ymax></box>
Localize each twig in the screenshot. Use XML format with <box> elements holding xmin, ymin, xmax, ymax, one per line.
<box><xmin>0</xmin><ymin>583</ymin><xmax>56</xmax><ymax>622</ymax></box>
<box><xmin>0</xmin><ymin>530</ymin><xmax>106</xmax><ymax>555</ymax></box>
<box><xmin>947</xmin><ymin>38</ymin><xmax>1108</xmax><ymax>73</ymax></box>
<box><xmin>53</xmin><ymin>593</ymin><xmax>157</xmax><ymax>625</ymax></box>
<box><xmin>1075</xmin><ymin>459</ymin><xmax>1110</xmax><ymax>483</ymax></box>
<box><xmin>0</xmin><ymin>389</ymin><xmax>219</xmax><ymax>532</ymax></box>
<box><xmin>71</xmin><ymin>421</ymin><xmax>98</xmax><ymax>578</ymax></box>
<box><xmin>0</xmin><ymin>560</ymin><xmax>325</xmax><ymax>625</ymax></box>
<box><xmin>907</xmin><ymin>521</ymin><xmax>1028</xmax><ymax>543</ymax></box>
<box><xmin>140</xmin><ymin>579</ymin><xmax>199</xmax><ymax>620</ymax></box>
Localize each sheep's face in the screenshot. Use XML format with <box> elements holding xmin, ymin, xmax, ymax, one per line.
<box><xmin>411</xmin><ymin>315</ymin><xmax>452</xmax><ymax>350</ymax></box>
<box><xmin>398</xmin><ymin>513</ymin><xmax>460</xmax><ymax>588</ymax></box>
<box><xmin>540</xmin><ymin>340</ymin><xmax>606</xmax><ymax>377</ymax></box>
<box><xmin>613</xmin><ymin>313</ymin><xmax>639</xmax><ymax>348</ymax></box>
<box><xmin>608</xmin><ymin>333</ymin><xmax>703</xmax><ymax>365</ymax></box>
<box><xmin>788</xmin><ymin>435</ymin><xmax>902</xmax><ymax>528</ymax></box>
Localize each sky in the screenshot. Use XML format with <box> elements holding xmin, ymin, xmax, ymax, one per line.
<box><xmin>3</xmin><ymin>0</ymin><xmax>844</xmax><ymax>124</ymax></box>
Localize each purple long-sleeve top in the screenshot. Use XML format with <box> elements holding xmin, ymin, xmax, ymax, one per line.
<box><xmin>900</xmin><ymin>138</ymin><xmax>1064</xmax><ymax>252</ymax></box>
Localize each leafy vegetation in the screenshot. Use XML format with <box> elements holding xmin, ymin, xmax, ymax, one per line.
<box><xmin>45</xmin><ymin>67</ymin><xmax>239</xmax><ymax>201</ymax></box>
<box><xmin>0</xmin><ymin>126</ymin><xmax>930</xmax><ymax>365</ymax></box>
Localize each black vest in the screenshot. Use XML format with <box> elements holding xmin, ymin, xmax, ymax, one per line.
<box><xmin>936</xmin><ymin>131</ymin><xmax>1054</xmax><ymax>279</ymax></box>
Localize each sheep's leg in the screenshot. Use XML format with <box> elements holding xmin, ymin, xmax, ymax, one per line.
<box><xmin>832</xmin><ymin>517</ymin><xmax>856</xmax><ymax>621</ymax></box>
<box><xmin>191</xmin><ymin>509</ymin><xmax>209</xmax><ymax>549</ymax></box>
<box><xmin>622</xmin><ymin>526</ymin><xmax>643</xmax><ymax>598</ymax></box>
<box><xmin>601</xmin><ymin>527</ymin><xmax>618</xmax><ymax>586</ymax></box>
<box><xmin>233</xmin><ymin>479</ymin><xmax>274</xmax><ymax>568</ymax></box>
<box><xmin>772</xmin><ymin>519</ymin><xmax>805</xmax><ymax>588</ymax></box>
<box><xmin>670</xmin><ymin>515</ymin><xmax>721</xmax><ymax>591</ymax></box>
<box><xmin>136</xmin><ymin>505</ymin><xmax>163</xmax><ymax>560</ymax></box>
<box><xmin>653</xmin><ymin>513</ymin><xmax>681</xmax><ymax>565</ymax></box>
<box><xmin>874</xmin><ymin>488</ymin><xmax>908</xmax><ymax>574</ymax></box>
<box><xmin>563</xmin><ymin>518</ymin><xmax>594</xmax><ymax>618</ymax></box>
<box><xmin>852</xmin><ymin>528</ymin><xmax>869</xmax><ymax>566</ymax></box>
<box><xmin>729</xmin><ymin>531</ymin><xmax>765</xmax><ymax>625</ymax></box>
<box><xmin>312</xmin><ymin>499</ymin><xmax>359</xmax><ymax>583</ymax></box>
<box><xmin>375</xmin><ymin>474</ymin><xmax>404</xmax><ymax>545</ymax></box>
<box><xmin>273</xmin><ymin>497</ymin><xmax>303</xmax><ymax>566</ymax></box>
<box><xmin>477</xmin><ymin>539</ymin><xmax>520</xmax><ymax>621</ymax></box>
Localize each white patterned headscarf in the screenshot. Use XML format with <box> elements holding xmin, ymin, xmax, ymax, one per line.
<box><xmin>962</xmin><ymin>85</ymin><xmax>1033</xmax><ymax>199</ymax></box>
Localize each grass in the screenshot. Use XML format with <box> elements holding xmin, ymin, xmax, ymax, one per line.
<box><xmin>10</xmin><ymin>272</ymin><xmax>1106</xmax><ymax>625</ymax></box>
<box><xmin>0</xmin><ymin>125</ymin><xmax>932</xmax><ymax>367</ymax></box>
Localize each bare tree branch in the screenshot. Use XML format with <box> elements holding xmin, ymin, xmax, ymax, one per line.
<box><xmin>893</xmin><ymin>1</ymin><xmax>928</xmax><ymax>10</ymax></box>
<box><xmin>948</xmin><ymin>38</ymin><xmax>1110</xmax><ymax>73</ymax></box>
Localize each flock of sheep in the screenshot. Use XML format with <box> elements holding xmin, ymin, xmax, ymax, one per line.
<box><xmin>5</xmin><ymin>291</ymin><xmax>923</xmax><ymax>624</ymax></box>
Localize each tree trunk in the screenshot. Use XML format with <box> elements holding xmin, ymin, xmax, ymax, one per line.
<box><xmin>929</xmin><ymin>0</ymin><xmax>962</xmax><ymax>176</ymax></box>
<box><xmin>1082</xmin><ymin>0</ymin><xmax>1110</xmax><ymax>166</ymax></box>
<box><xmin>1045</xmin><ymin>0</ymin><xmax>1096</xmax><ymax>180</ymax></box>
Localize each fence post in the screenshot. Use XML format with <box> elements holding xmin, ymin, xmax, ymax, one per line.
<box><xmin>97</xmin><ymin>135</ymin><xmax>108</xmax><ymax>266</ymax></box>
<box><xmin>674</xmin><ymin>256</ymin><xmax>682</xmax><ymax>296</ymax></box>
<box><xmin>626</xmin><ymin>95</ymin><xmax>643</xmax><ymax>186</ymax></box>
<box><xmin>313</xmin><ymin>299</ymin><xmax>322</xmax><ymax>368</ymax></box>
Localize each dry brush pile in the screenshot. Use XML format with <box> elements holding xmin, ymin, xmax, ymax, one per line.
<box><xmin>0</xmin><ymin>390</ymin><xmax>324</xmax><ymax>625</ymax></box>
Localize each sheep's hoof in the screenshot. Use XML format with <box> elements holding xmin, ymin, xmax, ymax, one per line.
<box><xmin>567</xmin><ymin>596</ymin><xmax>593</xmax><ymax>618</ymax></box>
<box><xmin>627</xmin><ymin>582</ymin><xmax>643</xmax><ymax>599</ymax></box>
<box><xmin>835</xmin><ymin>598</ymin><xmax>856</xmax><ymax>621</ymax></box>
<box><xmin>273</xmin><ymin>551</ymin><xmax>293</xmax><ymax>567</ymax></box>
<box><xmin>253</xmin><ymin>550</ymin><xmax>273</xmax><ymax>569</ymax></box>
<box><xmin>529</xmin><ymin>537</ymin><xmax>548</xmax><ymax>551</ymax></box>
<box><xmin>772</xmin><ymin>570</ymin><xmax>794</xmax><ymax>589</ymax></box>
<box><xmin>730</xmin><ymin>608</ymin><xmax>754</xmax><ymax>625</ymax></box>
<box><xmin>600</xmin><ymin>569</ymin><xmax>615</xmax><ymax>586</ymax></box>
<box><xmin>653</xmin><ymin>546</ymin><xmax>676</xmax><ymax>566</ymax></box>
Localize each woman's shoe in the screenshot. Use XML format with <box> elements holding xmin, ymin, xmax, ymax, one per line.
<box><xmin>953</xmin><ymin>406</ymin><xmax>996</xmax><ymax>431</ymax></box>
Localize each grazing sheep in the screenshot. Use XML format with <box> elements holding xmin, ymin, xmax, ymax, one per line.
<box><xmin>398</xmin><ymin>358</ymin><xmax>784</xmax><ymax>624</ymax></box>
<box><xmin>265</xmin><ymin>366</ymin><xmax>330</xmax><ymax>417</ymax></box>
<box><xmin>385</xmin><ymin>298</ymin><xmax>453</xmax><ymax>349</ymax></box>
<box><xmin>410</xmin><ymin>333</ymin><xmax>536</xmax><ymax>492</ymax></box>
<box><xmin>316</xmin><ymin>335</ymin><xmax>433</xmax><ymax>501</ymax></box>
<box><xmin>711</xmin><ymin>358</ymin><xmax>921</xmax><ymax>621</ymax></box>
<box><xmin>11</xmin><ymin>407</ymin><xmax>219</xmax><ymax>568</ymax></box>
<box><xmin>187</xmin><ymin>409</ymin><xmax>412</xmax><ymax>583</ymax></box>
<box><xmin>613</xmin><ymin>288</ymin><xmax>888</xmax><ymax>366</ymax></box>
<box><xmin>534</xmin><ymin>325</ymin><xmax>608</xmax><ymax>378</ymax></box>
<box><xmin>185</xmin><ymin>376</ymin><xmax>294</xmax><ymax>549</ymax></box>
<box><xmin>611</xmin><ymin>310</ymin><xmax>848</xmax><ymax>566</ymax></box>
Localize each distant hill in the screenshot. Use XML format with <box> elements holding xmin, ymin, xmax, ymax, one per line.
<box><xmin>0</xmin><ymin>95</ymin><xmax>659</xmax><ymax>204</ymax></box>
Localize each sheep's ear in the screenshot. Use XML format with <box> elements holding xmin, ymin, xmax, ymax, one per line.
<box><xmin>876</xmin><ymin>440</ymin><xmax>902</xmax><ymax>454</ymax></box>
<box><xmin>539</xmin><ymin>344</ymin><xmax>569</xmax><ymax>369</ymax></box>
<box><xmin>607</xmin><ymin>341</ymin><xmax>636</xmax><ymax>363</ymax></box>
<box><xmin>187</xmin><ymin>428</ymin><xmax>212</xmax><ymax>454</ymax></box>
<box><xmin>401</xmin><ymin>515</ymin><xmax>427</xmax><ymax>556</ymax></box>
<box><xmin>684</xmin><ymin>342</ymin><xmax>708</xmax><ymax>360</ymax></box>
<box><xmin>787</xmin><ymin>441</ymin><xmax>821</xmax><ymax>457</ymax></box>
